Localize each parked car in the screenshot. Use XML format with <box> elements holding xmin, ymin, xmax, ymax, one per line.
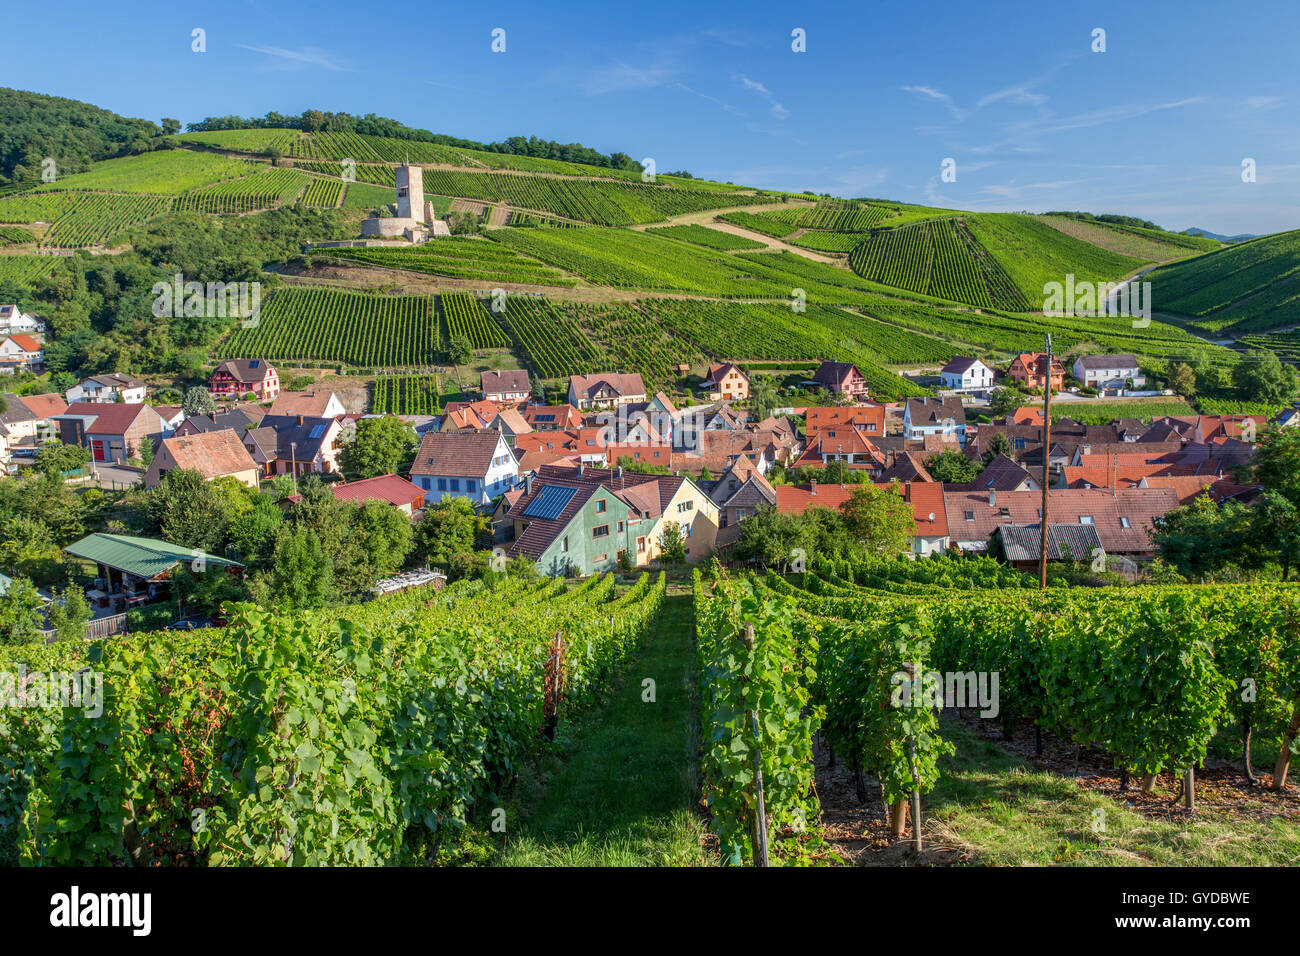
<box><xmin>165</xmin><ymin>617</ymin><xmax>213</xmax><ymax>630</ymax></box>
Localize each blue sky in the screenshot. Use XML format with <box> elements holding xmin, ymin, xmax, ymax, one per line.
<box><xmin>6</xmin><ymin>0</ymin><xmax>1297</xmax><ymax>234</ymax></box>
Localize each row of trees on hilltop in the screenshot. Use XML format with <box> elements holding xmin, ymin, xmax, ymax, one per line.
<box><xmin>187</xmin><ymin>109</ymin><xmax>643</xmax><ymax>171</ymax></box>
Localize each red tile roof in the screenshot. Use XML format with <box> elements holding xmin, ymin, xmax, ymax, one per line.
<box><xmin>58</xmin><ymin>402</ymin><xmax>160</xmax><ymax>436</ymax></box>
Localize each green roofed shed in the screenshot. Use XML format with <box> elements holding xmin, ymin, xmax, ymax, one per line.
<box><xmin>65</xmin><ymin>533</ymin><xmax>243</xmax><ymax>581</ymax></box>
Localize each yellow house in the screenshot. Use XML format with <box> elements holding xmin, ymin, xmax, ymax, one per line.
<box><xmin>629</xmin><ymin>472</ymin><xmax>720</xmax><ymax>565</ymax></box>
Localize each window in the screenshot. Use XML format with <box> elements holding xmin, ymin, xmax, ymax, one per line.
<box><xmin>964</xmin><ymin>510</ymin><xmax>974</xmax><ymax>521</ymax></box>
<box><xmin>637</xmin><ymin>536</ymin><xmax>646</xmax><ymax>552</ymax></box>
<box><xmin>466</xmin><ymin>479</ymin><xmax>476</xmax><ymax>492</ymax></box>
<box><xmin>562</xmin><ymin>536</ymin><xmax>569</xmax><ymax>552</ymax></box>
<box><xmin>595</xmin><ymin>499</ymin><xmax>606</xmax><ymax>514</ymax></box>
<box><xmin>1079</xmin><ymin>516</ymin><xmax>1095</xmax><ymax>525</ymax></box>
<box><xmin>437</xmin><ymin>478</ymin><xmax>447</xmax><ymax>491</ymax></box>
<box><xmin>450</xmin><ymin>479</ymin><xmax>460</xmax><ymax>492</ymax></box>
<box><xmin>617</xmin><ymin>521</ymin><xmax>624</xmax><ymax>533</ymax></box>
<box><xmin>1120</xmin><ymin>516</ymin><xmax>1131</xmax><ymax>528</ymax></box>
<box><xmin>594</xmin><ymin>553</ymin><xmax>608</xmax><ymax>564</ymax></box>
<box><xmin>592</xmin><ymin>525</ymin><xmax>610</xmax><ymax>539</ymax></box>
<box><xmin>999</xmin><ymin>507</ymin><xmax>1010</xmax><ymax>517</ymax></box>
<box><xmin>422</xmin><ymin>477</ymin><xmax>431</xmax><ymax>490</ymax></box>
<box><xmin>678</xmin><ymin>500</ymin><xmax>694</xmax><ymax>513</ymax></box>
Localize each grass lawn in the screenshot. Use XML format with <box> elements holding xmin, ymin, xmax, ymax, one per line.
<box><xmin>922</xmin><ymin>720</ymin><xmax>1300</xmax><ymax>866</ymax></box>
<box><xmin>497</xmin><ymin>587</ymin><xmax>711</xmax><ymax>866</ymax></box>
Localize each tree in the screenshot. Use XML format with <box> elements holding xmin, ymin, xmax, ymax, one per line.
<box><xmin>925</xmin><ymin>449</ymin><xmax>982</xmax><ymax>483</ymax></box>
<box><xmin>46</xmin><ymin>585</ymin><xmax>91</xmax><ymax>642</ymax></box>
<box><xmin>413</xmin><ymin>496</ymin><xmax>488</xmax><ymax>569</ymax></box>
<box><xmin>981</xmin><ymin>432</ymin><xmax>1014</xmax><ymax>465</ymax></box>
<box><xmin>1233</xmin><ymin>350</ymin><xmax>1300</xmax><ymax>406</ymax></box>
<box><xmin>1251</xmin><ymin>490</ymin><xmax>1300</xmax><ymax>581</ymax></box>
<box><xmin>340</xmin><ymin>416</ymin><xmax>418</xmax><ymax>479</ymax></box>
<box><xmin>1167</xmin><ymin>361</ymin><xmax>1197</xmax><ymax>397</ymax></box>
<box><xmin>447</xmin><ymin>335</ymin><xmax>473</xmax><ymax>366</ymax></box>
<box><xmin>733</xmin><ymin>505</ymin><xmax>812</xmax><ymax>569</ymax></box>
<box><xmin>1151</xmin><ymin>493</ymin><xmax>1254</xmax><ymax>580</ymax></box>
<box><xmin>269</xmin><ymin>526</ymin><xmax>332</xmax><ymax>609</ymax></box>
<box><xmin>838</xmin><ymin>483</ymin><xmax>915</xmax><ymax>555</ymax></box>
<box><xmin>989</xmin><ymin>387</ymin><xmax>1027</xmax><ymax>419</ymax></box>
<box><xmin>658</xmin><ymin>521</ymin><xmax>687</xmax><ymax>564</ymax></box>
<box><xmin>147</xmin><ymin>468</ymin><xmax>228</xmax><ymax>552</ymax></box>
<box><xmin>227</xmin><ymin>493</ymin><xmax>284</xmax><ymax>567</ymax></box>
<box><xmin>697</xmin><ymin>466</ymin><xmax>714</xmax><ymax>481</ymax></box>
<box><xmin>354</xmin><ymin>500</ymin><xmax>414</xmax><ymax>580</ymax></box>
<box><xmin>750</xmin><ymin>376</ymin><xmax>780</xmax><ymax>422</ymax></box>
<box><xmin>1238</xmin><ymin>426</ymin><xmax>1300</xmax><ymax>508</ymax></box>
<box><xmin>161</xmin><ymin>118</ymin><xmax>182</xmax><ymax>136</ymax></box>
<box><xmin>0</xmin><ymin>577</ymin><xmax>46</xmax><ymax>645</ymax></box>
<box><xmin>182</xmin><ymin>385</ymin><xmax>216</xmax><ymax>417</ymax></box>
<box><xmin>34</xmin><ymin>443</ymin><xmax>90</xmax><ymax>478</ymax></box>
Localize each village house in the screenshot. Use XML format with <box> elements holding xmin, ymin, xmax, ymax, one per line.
<box><xmin>805</xmin><ymin>404</ymin><xmax>885</xmax><ymax>438</ymax></box>
<box><xmin>792</xmin><ymin>427</ymin><xmax>886</xmax><ymax>474</ymax></box>
<box><xmin>288</xmin><ymin>473</ymin><xmax>426</xmax><ymax>517</ymax></box>
<box><xmin>775</xmin><ymin>479</ymin><xmax>951</xmax><ymax>556</ymax></box>
<box><xmin>567</xmin><ymin>373</ymin><xmax>647</xmax><ymax>410</ymax></box>
<box><xmin>210</xmin><ymin>358</ymin><xmax>279</xmax><ymax>400</ymax></box>
<box><xmin>145</xmin><ymin>430</ymin><xmax>260</xmax><ymax>489</ymax></box>
<box><xmin>994</xmin><ymin>523</ymin><xmax>1106</xmax><ymax>571</ymax></box>
<box><xmin>409</xmin><ymin>430</ymin><xmax>519</xmax><ymax>507</ymax></box>
<box><xmin>441</xmin><ymin>399</ymin><xmax>501</xmax><ymax>432</ymax></box>
<box><xmin>241</xmin><ymin>414</ymin><xmax>342</xmax><ymax>477</ymax></box>
<box><xmin>517</xmin><ymin>427</ymin><xmax>610</xmax><ymax>466</ymax></box>
<box><xmin>481</xmin><ymin>369</ymin><xmax>532</xmax><ymax>406</ymax></box>
<box><xmin>522</xmin><ymin>402</ymin><xmax>583</xmax><ymax>432</ymax></box>
<box><xmin>811</xmin><ymin>360</ymin><xmax>869</xmax><ymax>399</ymax></box>
<box><xmin>0</xmin><ymin>334</ymin><xmax>43</xmax><ymax>373</ymax></box>
<box><xmin>1072</xmin><ymin>354</ymin><xmax>1145</xmax><ymax>391</ymax></box>
<box><xmin>54</xmin><ymin>402</ymin><xmax>167</xmax><ymax>463</ymax></box>
<box><xmin>487</xmin><ymin>406</ymin><xmax>533</xmax><ymax>448</ymax></box>
<box><xmin>505</xmin><ymin>463</ymin><xmax>718</xmax><ymax>575</ymax></box>
<box><xmin>65</xmin><ymin>373</ymin><xmax>147</xmax><ymax>405</ymax></box>
<box><xmin>0</xmin><ymin>304</ymin><xmax>45</xmax><ymax>336</ymax></box>
<box><xmin>268</xmin><ymin>390</ymin><xmax>346</xmax><ymax>419</ymax></box>
<box><xmin>1008</xmin><ymin>352</ymin><xmax>1065</xmax><ymax>391</ymax></box>
<box><xmin>903</xmin><ymin>397</ymin><xmax>967</xmax><ymax>443</ymax></box>
<box><xmin>699</xmin><ymin>362</ymin><xmax>750</xmax><ymax>401</ymax></box>
<box><xmin>174</xmin><ymin>407</ymin><xmax>262</xmax><ymax>439</ymax></box>
<box><xmin>940</xmin><ymin>356</ymin><xmax>995</xmax><ymax>390</ymax></box>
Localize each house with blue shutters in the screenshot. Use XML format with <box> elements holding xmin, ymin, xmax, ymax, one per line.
<box><xmin>408</xmin><ymin>430</ymin><xmax>519</xmax><ymax>508</ymax></box>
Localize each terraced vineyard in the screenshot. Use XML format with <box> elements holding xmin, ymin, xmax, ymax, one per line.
<box><xmin>848</xmin><ymin>217</ymin><xmax>1031</xmax><ymax>310</ymax></box>
<box><xmin>373</xmin><ymin>373</ymin><xmax>442</xmax><ymax>414</ymax></box>
<box><xmin>175</xmin><ymin>128</ymin><xmax>300</xmax><ymax>154</ymax></box>
<box><xmin>645</xmin><ymin>224</ymin><xmax>766</xmax><ymax>250</ymax></box>
<box><xmin>34</xmin><ymin>150</ymin><xmax>257</xmax><ymax>194</ymax></box>
<box><xmin>790</xmin><ymin>231</ymin><xmax>865</xmax><ymax>253</ymax></box>
<box><xmin>497</xmin><ymin>295</ymin><xmax>605</xmax><ymax>378</ymax></box>
<box><xmin>296</xmin><ymin>161</ymin><xmax>395</xmax><ymax>187</ymax></box>
<box><xmin>963</xmin><ymin>213</ymin><xmax>1146</xmax><ymax>311</ymax></box>
<box><xmin>0</xmin><ymin>191</ymin><xmax>173</xmax><ymax>247</ymax></box>
<box><xmin>1147</xmin><ymin>229</ymin><xmax>1300</xmax><ymax>334</ymax></box>
<box><xmin>441</xmin><ymin>291</ymin><xmax>512</xmax><ymax>349</ymax></box>
<box><xmin>1239</xmin><ymin>329</ymin><xmax>1300</xmax><ymax>360</ymax></box>
<box><xmin>717</xmin><ymin>210</ymin><xmax>800</xmax><ymax>237</ymax></box>
<box><xmin>0</xmin><ymin>225</ymin><xmax>35</xmax><ymax>245</ymax></box>
<box><xmin>575</xmin><ymin>302</ymin><xmax>704</xmax><ymax>391</ymax></box>
<box><xmin>1041</xmin><ymin>216</ymin><xmax>1219</xmax><ymax>261</ymax></box>
<box><xmin>0</xmin><ymin>254</ymin><xmax>59</xmax><ymax>285</ymax></box>
<box><xmin>422</xmin><ymin>169</ymin><xmax>763</xmax><ymax>226</ymax></box>
<box><xmin>217</xmin><ymin>287</ymin><xmax>439</xmax><ymax>366</ymax></box>
<box><xmin>319</xmin><ymin>238</ymin><xmax>574</xmax><ymax>286</ymax></box>
<box><xmin>301</xmin><ymin>177</ymin><xmax>344</xmax><ymax>207</ymax></box>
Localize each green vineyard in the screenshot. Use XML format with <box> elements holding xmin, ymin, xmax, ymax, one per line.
<box><xmin>372</xmin><ymin>373</ymin><xmax>442</xmax><ymax>414</ymax></box>
<box><xmin>217</xmin><ymin>287</ymin><xmax>439</xmax><ymax>367</ymax></box>
<box><xmin>497</xmin><ymin>295</ymin><xmax>606</xmax><ymax>379</ymax></box>
<box><xmin>301</xmin><ymin>177</ymin><xmax>344</xmax><ymax>208</ymax></box>
<box><xmin>441</xmin><ymin>291</ymin><xmax>512</xmax><ymax>349</ymax></box>
<box><xmin>848</xmin><ymin>217</ymin><xmax>1032</xmax><ymax>310</ymax></box>
<box><xmin>318</xmin><ymin>238</ymin><xmax>575</xmax><ymax>286</ymax></box>
<box><xmin>0</xmin><ymin>190</ymin><xmax>173</xmax><ymax>247</ymax></box>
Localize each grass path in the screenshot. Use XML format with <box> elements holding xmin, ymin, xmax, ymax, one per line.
<box><xmin>497</xmin><ymin>587</ymin><xmax>711</xmax><ymax>866</ymax></box>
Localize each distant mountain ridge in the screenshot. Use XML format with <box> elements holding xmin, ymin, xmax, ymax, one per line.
<box><xmin>1182</xmin><ymin>227</ymin><xmax>1258</xmax><ymax>243</ymax></box>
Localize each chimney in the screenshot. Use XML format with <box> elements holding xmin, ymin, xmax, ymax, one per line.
<box><xmin>810</xmin><ymin>479</ymin><xmax>817</xmax><ymax>496</ymax></box>
<box><xmin>988</xmin><ymin>489</ymin><xmax>996</xmax><ymax>508</ymax></box>
<box><xmin>525</xmin><ymin>473</ymin><xmax>534</xmax><ymax>497</ymax></box>
<box><xmin>296</xmin><ymin>414</ymin><xmax>304</xmax><ymax>426</ymax></box>
<box><xmin>578</xmin><ymin>462</ymin><xmax>584</xmax><ymax>478</ymax></box>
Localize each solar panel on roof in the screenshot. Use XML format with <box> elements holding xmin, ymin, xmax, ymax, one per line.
<box><xmin>308</xmin><ymin>425</ymin><xmax>325</xmax><ymax>439</ymax></box>
<box><xmin>249</xmin><ymin>360</ymin><xmax>260</xmax><ymax>368</ymax></box>
<box><xmin>522</xmin><ymin>485</ymin><xmax>577</xmax><ymax>520</ymax></box>
<box><xmin>536</xmin><ymin>414</ymin><xmax>555</xmax><ymax>422</ymax></box>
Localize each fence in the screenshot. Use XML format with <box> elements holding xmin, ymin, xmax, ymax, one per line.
<box><xmin>41</xmin><ymin>612</ymin><xmax>129</xmax><ymax>643</ymax></box>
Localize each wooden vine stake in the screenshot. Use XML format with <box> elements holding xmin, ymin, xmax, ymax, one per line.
<box><xmin>542</xmin><ymin>630</ymin><xmax>566</xmax><ymax>741</ymax></box>
<box><xmin>741</xmin><ymin>622</ymin><xmax>770</xmax><ymax>868</ymax></box>
<box><xmin>1183</xmin><ymin>767</ymin><xmax>1195</xmax><ymax>813</ymax></box>
<box><xmin>907</xmin><ymin>739</ymin><xmax>923</xmax><ymax>854</ymax></box>
<box><xmin>1271</xmin><ymin>701</ymin><xmax>1300</xmax><ymax>790</ymax></box>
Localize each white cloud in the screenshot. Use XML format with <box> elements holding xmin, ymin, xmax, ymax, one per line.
<box><xmin>736</xmin><ymin>74</ymin><xmax>789</xmax><ymax>120</ymax></box>
<box><xmin>236</xmin><ymin>44</ymin><xmax>354</xmax><ymax>72</ymax></box>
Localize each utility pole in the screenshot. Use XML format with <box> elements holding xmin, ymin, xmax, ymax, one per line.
<box><xmin>1039</xmin><ymin>334</ymin><xmax>1052</xmax><ymax>589</ymax></box>
<box><xmin>290</xmin><ymin>441</ymin><xmax>298</xmax><ymax>496</ymax></box>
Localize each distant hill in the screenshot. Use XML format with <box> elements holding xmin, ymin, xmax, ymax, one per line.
<box><xmin>1148</xmin><ymin>229</ymin><xmax>1300</xmax><ymax>334</ymax></box>
<box><xmin>1182</xmin><ymin>227</ymin><xmax>1258</xmax><ymax>243</ymax></box>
